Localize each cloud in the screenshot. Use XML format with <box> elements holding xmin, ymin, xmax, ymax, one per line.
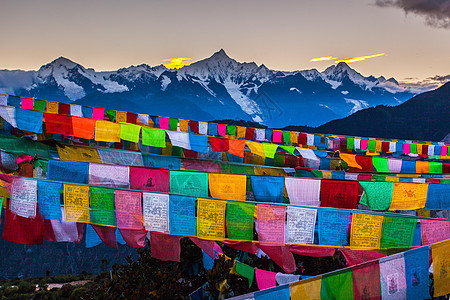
<box><xmin>310</xmin><ymin>56</ymin><xmax>337</xmax><ymax>62</ymax></box>
<box><xmin>334</xmin><ymin>53</ymin><xmax>385</xmax><ymax>63</ymax></box>
<box><xmin>428</xmin><ymin>74</ymin><xmax>450</xmax><ymax>82</ymax></box>
<box><xmin>374</xmin><ymin>0</ymin><xmax>450</xmax><ymax>29</ymax></box>
<box><xmin>163</xmin><ymin>57</ymin><xmax>192</xmax><ymax>69</ymax></box>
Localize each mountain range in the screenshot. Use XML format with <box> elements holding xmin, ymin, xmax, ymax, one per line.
<box><xmin>0</xmin><ymin>49</ymin><xmax>431</xmax><ymax>127</ymax></box>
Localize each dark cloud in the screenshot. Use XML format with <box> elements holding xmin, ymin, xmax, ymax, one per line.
<box><xmin>428</xmin><ymin>74</ymin><xmax>450</xmax><ymax>81</ymax></box>
<box><xmin>375</xmin><ymin>0</ymin><xmax>450</xmax><ymax>28</ymax></box>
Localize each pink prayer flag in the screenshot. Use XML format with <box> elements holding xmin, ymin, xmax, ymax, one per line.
<box><xmin>151</xmin><ymin>232</ymin><xmax>181</xmax><ymax>262</ymax></box>
<box><xmin>255</xmin><ymin>269</ymin><xmax>277</xmax><ymax>290</ymax></box>
<box><xmin>258</xmin><ymin>244</ymin><xmax>296</xmax><ymax>273</ymax></box>
<box><xmin>183</xmin><ymin>160</ymin><xmax>221</xmax><ymax>173</ymax></box>
<box><xmin>217</xmin><ymin>124</ymin><xmax>227</xmax><ymax>136</ymax></box>
<box><xmin>129</xmin><ymin>166</ymin><xmax>170</xmax><ymax>193</ymax></box>
<box><xmin>421</xmin><ymin>219</ymin><xmax>450</xmax><ymax>245</ymax></box>
<box><xmin>159</xmin><ymin>117</ymin><xmax>169</xmax><ymax>130</ymax></box>
<box><xmin>441</xmin><ymin>146</ymin><xmax>448</xmax><ymax>156</ymax></box>
<box><xmin>257</xmin><ymin>204</ymin><xmax>286</xmax><ymax>244</ymax></box>
<box><xmin>403</xmin><ymin>143</ymin><xmax>411</xmax><ymax>154</ymax></box>
<box><xmin>115</xmin><ymin>190</ymin><xmax>144</xmax><ymax>230</ymax></box>
<box><xmin>360</xmin><ymin>139</ymin><xmax>368</xmax><ymax>150</ymax></box>
<box><xmin>222</xmin><ymin>240</ymin><xmax>259</xmax><ymax>254</ymax></box>
<box><xmin>289</xmin><ymin>245</ymin><xmax>336</xmax><ymax>257</ymax></box>
<box><xmin>213</xmin><ymin>242</ymin><xmax>223</xmax><ymax>258</ymax></box>
<box><xmin>273</xmin><ymin>130</ymin><xmax>282</xmax><ymax>143</ymax></box>
<box><xmin>190</xmin><ymin>237</ymin><xmax>215</xmax><ymax>258</ymax></box>
<box><xmin>119</xmin><ymin>228</ymin><xmax>147</xmax><ymax>248</ymax></box>
<box><xmin>92</xmin><ymin>224</ymin><xmax>118</xmax><ymax>249</ymax></box>
<box><xmin>340</xmin><ymin>249</ymin><xmax>386</xmax><ymax>266</ymax></box>
<box><xmin>92</xmin><ymin>107</ymin><xmax>105</xmax><ymax>120</ymax></box>
<box><xmin>21</xmin><ymin>97</ymin><xmax>34</xmax><ymax>110</ymax></box>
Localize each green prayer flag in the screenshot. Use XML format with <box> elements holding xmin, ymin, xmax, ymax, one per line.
<box><xmin>280</xmin><ymin>145</ymin><xmax>295</xmax><ymax>155</ymax></box>
<box><xmin>282</xmin><ymin>131</ymin><xmax>291</xmax><ymax>143</ymax></box>
<box><xmin>226</xmin><ymin>202</ymin><xmax>255</xmax><ymax>241</ymax></box>
<box><xmin>235</xmin><ymin>261</ymin><xmax>255</xmax><ymax>287</ymax></box>
<box><xmin>359</xmin><ymin>181</ymin><xmax>393</xmax><ymax>211</ymax></box>
<box><xmin>347</xmin><ymin>137</ymin><xmax>354</xmax><ymax>150</ymax></box>
<box><xmin>429</xmin><ymin>162</ymin><xmax>443</xmax><ymax>174</ymax></box>
<box><xmin>169</xmin><ymin>170</ymin><xmax>208</xmax><ymax>197</ymax></box>
<box><xmin>34</xmin><ymin>159</ymin><xmax>49</xmax><ymax>172</ymax></box>
<box><xmin>311</xmin><ymin>170</ymin><xmax>323</xmax><ymax>178</ymax></box>
<box><xmin>169</xmin><ymin>118</ymin><xmax>178</xmax><ymax>131</ymax></box>
<box><xmin>219</xmin><ymin>163</ymin><xmax>255</xmax><ymax>175</ymax></box>
<box><xmin>372</xmin><ymin>157</ymin><xmax>389</xmax><ymax>172</ymax></box>
<box><xmin>120</xmin><ymin>122</ymin><xmax>142</xmax><ymax>143</ymax></box>
<box><xmin>372</xmin><ymin>175</ymin><xmax>386</xmax><ymax>182</ymax></box>
<box><xmin>321</xmin><ymin>269</ymin><xmax>354</xmax><ymax>300</ymax></box>
<box><xmin>275</xmin><ymin>153</ymin><xmax>285</xmax><ymax>167</ymax></box>
<box><xmin>90</xmin><ymin>187</ymin><xmax>115</xmax><ymax>226</ymax></box>
<box><xmin>410</xmin><ymin>143</ymin><xmax>417</xmax><ymax>154</ymax></box>
<box><xmin>142</xmin><ymin>127</ymin><xmax>166</xmax><ymax>148</ymax></box>
<box><xmin>33</xmin><ymin>99</ymin><xmax>46</xmax><ymax>111</ymax></box>
<box><xmin>105</xmin><ymin>109</ymin><xmax>116</xmax><ymax>122</ymax></box>
<box><xmin>368</xmin><ymin>140</ymin><xmax>376</xmax><ymax>151</ymax></box>
<box><xmin>263</xmin><ymin>143</ymin><xmax>278</xmax><ymax>158</ymax></box>
<box><xmin>380</xmin><ymin>216</ymin><xmax>417</xmax><ymax>249</ymax></box>
<box><xmin>0</xmin><ymin>134</ymin><xmax>52</xmax><ymax>159</ymax></box>
<box><xmin>173</xmin><ymin>146</ymin><xmax>184</xmax><ymax>157</ymax></box>
<box><xmin>227</xmin><ymin>125</ymin><xmax>236</xmax><ymax>135</ymax></box>
<box><xmin>0</xmin><ymin>196</ymin><xmax>4</xmax><ymax>216</ymax></box>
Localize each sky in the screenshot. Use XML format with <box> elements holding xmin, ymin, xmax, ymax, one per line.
<box><xmin>0</xmin><ymin>0</ymin><xmax>449</xmax><ymax>83</ymax></box>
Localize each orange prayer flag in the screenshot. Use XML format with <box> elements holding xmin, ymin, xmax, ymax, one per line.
<box><xmin>71</xmin><ymin>116</ymin><xmax>96</xmax><ymax>139</ymax></box>
<box><xmin>46</xmin><ymin>101</ymin><xmax>59</xmax><ymax>114</ymax></box>
<box><xmin>229</xmin><ymin>140</ymin><xmax>246</xmax><ymax>157</ymax></box>
<box><xmin>116</xmin><ymin>111</ymin><xmax>127</xmax><ymax>123</ymax></box>
<box><xmin>340</xmin><ymin>153</ymin><xmax>362</xmax><ymax>169</ymax></box>
<box><xmin>179</xmin><ymin>119</ymin><xmax>189</xmax><ymax>132</ymax></box>
<box><xmin>415</xmin><ymin>161</ymin><xmax>429</xmax><ymax>173</ymax></box>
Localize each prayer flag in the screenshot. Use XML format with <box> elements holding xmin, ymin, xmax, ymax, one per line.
<box><xmin>64</xmin><ymin>184</ymin><xmax>90</xmax><ymax>223</ymax></box>
<box><xmin>169</xmin><ymin>195</ymin><xmax>197</xmax><ymax>236</ymax></box>
<box><xmin>432</xmin><ymin>239</ymin><xmax>450</xmax><ymax>297</ymax></box>
<box><xmin>142</xmin><ymin>127</ymin><xmax>166</xmax><ymax>148</ymax></box>
<box><xmin>257</xmin><ymin>204</ymin><xmax>286</xmax><ymax>244</ymax></box>
<box><xmin>420</xmin><ymin>219</ymin><xmax>450</xmax><ymax>245</ymax></box>
<box><xmin>71</xmin><ymin>116</ymin><xmax>96</xmax><ymax>139</ymax></box>
<box><xmin>57</xmin><ymin>145</ymin><xmax>101</xmax><ymax>163</ymax></box>
<box><xmin>389</xmin><ymin>182</ymin><xmax>428</xmax><ymax>210</ymax></box>
<box><xmin>379</xmin><ymin>254</ymin><xmax>407</xmax><ymax>299</ymax></box>
<box><xmin>425</xmin><ymin>183</ymin><xmax>450</xmax><ymax>210</ymax></box>
<box><xmin>255</xmin><ymin>269</ymin><xmax>277</xmax><ymax>290</ymax></box>
<box><xmin>352</xmin><ymin>261</ymin><xmax>381</xmax><ymax>299</ymax></box>
<box><xmin>169</xmin><ymin>170</ymin><xmax>208</xmax><ymax>197</ymax></box>
<box><xmin>44</xmin><ymin>113</ymin><xmax>73</xmax><ymax>135</ymax></box>
<box><xmin>150</xmin><ymin>232</ymin><xmax>181</xmax><ymax>262</ymax></box>
<box><xmin>404</xmin><ymin>246</ymin><xmax>430</xmax><ymax>300</ymax></box>
<box><xmin>37</xmin><ymin>181</ymin><xmax>62</xmax><ymax>221</ymax></box>
<box><xmin>197</xmin><ymin>198</ymin><xmax>227</xmax><ymax>240</ymax></box>
<box><xmin>284</xmin><ymin>177</ymin><xmax>321</xmax><ymax>206</ymax></box>
<box><xmin>320</xmin><ymin>179</ymin><xmax>359</xmax><ymax>209</ymax></box>
<box><xmin>250</xmin><ymin>175</ymin><xmax>284</xmax><ymax>203</ymax></box>
<box><xmin>359</xmin><ymin>181</ymin><xmax>393</xmax><ymax>211</ymax></box>
<box><xmin>90</xmin><ymin>187</ymin><xmax>115</xmax><ymax>226</ymax></box>
<box><xmin>16</xmin><ymin>108</ymin><xmax>43</xmax><ymax>133</ymax></box>
<box><xmin>89</xmin><ymin>163</ymin><xmax>130</xmax><ymax>188</ymax></box>
<box><xmin>236</xmin><ymin>261</ymin><xmax>255</xmax><ymax>287</ymax></box>
<box><xmin>291</xmin><ymin>277</ymin><xmax>322</xmax><ymax>299</ymax></box>
<box><xmin>115</xmin><ymin>190</ymin><xmax>143</xmax><ymax>230</ymax></box>
<box><xmin>48</xmin><ymin>160</ymin><xmax>89</xmax><ymax>184</ymax></box>
<box><xmin>285</xmin><ymin>206</ymin><xmax>316</xmax><ymax>244</ymax></box>
<box><xmin>321</xmin><ymin>268</ymin><xmax>354</xmax><ymax>300</ymax></box>
<box><xmin>318</xmin><ymin>209</ymin><xmax>350</xmax><ymax>246</ymax></box>
<box><xmin>208</xmin><ymin>173</ymin><xmax>246</xmax><ymax>201</ymax></box>
<box><xmin>92</xmin><ymin>107</ymin><xmax>105</xmax><ymax>120</ymax></box>
<box><xmin>380</xmin><ymin>216</ymin><xmax>417</xmax><ymax>249</ymax></box>
<box><xmin>120</xmin><ymin>122</ymin><xmax>141</xmax><ymax>143</ymax></box>
<box><xmin>226</xmin><ymin>202</ymin><xmax>255</xmax><ymax>241</ymax></box>
<box><xmin>129</xmin><ymin>166</ymin><xmax>169</xmax><ymax>192</ymax></box>
<box><xmin>350</xmin><ymin>213</ymin><xmax>384</xmax><ymax>250</ymax></box>
<box><xmin>10</xmin><ymin>177</ymin><xmax>37</xmax><ymax>218</ymax></box>
<box><xmin>94</xmin><ymin>120</ymin><xmax>121</xmax><ymax>142</ymax></box>
<box><xmin>142</xmin><ymin>192</ymin><xmax>169</xmax><ymax>232</ymax></box>
<box><xmin>228</xmin><ymin>139</ymin><xmax>246</xmax><ymax>157</ymax></box>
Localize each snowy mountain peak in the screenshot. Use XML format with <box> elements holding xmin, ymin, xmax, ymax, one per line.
<box><xmin>43</xmin><ymin>56</ymin><xmax>81</xmax><ymax>71</ymax></box>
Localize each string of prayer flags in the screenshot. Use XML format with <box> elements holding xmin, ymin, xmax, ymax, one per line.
<box><xmin>142</xmin><ymin>193</ymin><xmax>169</xmax><ymax>232</ymax></box>
<box><xmin>10</xmin><ymin>177</ymin><xmax>37</xmax><ymax>218</ymax></box>
<box><xmin>226</xmin><ymin>202</ymin><xmax>255</xmax><ymax>241</ymax></box>
<box><xmin>432</xmin><ymin>239</ymin><xmax>450</xmax><ymax>297</ymax></box>
<box><xmin>89</xmin><ymin>163</ymin><xmax>130</xmax><ymax>188</ymax></box>
<box><xmin>208</xmin><ymin>173</ymin><xmax>246</xmax><ymax>201</ymax></box>
<box><xmin>255</xmin><ymin>269</ymin><xmax>277</xmax><ymax>290</ymax></box>
<box><xmin>285</xmin><ymin>206</ymin><xmax>317</xmax><ymax>244</ymax></box>
<box><xmin>169</xmin><ymin>170</ymin><xmax>208</xmax><ymax>198</ymax></box>
<box><xmin>169</xmin><ymin>195</ymin><xmax>197</xmax><ymax>236</ymax></box>
<box><xmin>86</xmin><ymin>187</ymin><xmax>115</xmax><ymax>228</ymax></box>
<box><xmin>320</xmin><ymin>268</ymin><xmax>354</xmax><ymax>300</ymax></box>
<box><xmin>37</xmin><ymin>181</ymin><xmax>62</xmax><ymax>221</ymax></box>
<box><xmin>250</xmin><ymin>175</ymin><xmax>284</xmax><ymax>203</ymax></box>
<box><xmin>114</xmin><ymin>190</ymin><xmax>143</xmax><ymax>230</ymax></box>
<box><xmin>404</xmin><ymin>246</ymin><xmax>431</xmax><ymax>300</ymax></box>
<box><xmin>15</xmin><ymin>108</ymin><xmax>43</xmax><ymax>133</ymax></box>
<box><xmin>359</xmin><ymin>181</ymin><xmax>393</xmax><ymax>211</ymax></box>
<box><xmin>318</xmin><ymin>209</ymin><xmax>350</xmax><ymax>246</ymax></box>
<box><xmin>380</xmin><ymin>216</ymin><xmax>417</xmax><ymax>249</ymax></box>
<box><xmin>379</xmin><ymin>254</ymin><xmax>407</xmax><ymax>299</ymax></box>
<box><xmin>197</xmin><ymin>198</ymin><xmax>227</xmax><ymax>240</ymax></box>
<box><xmin>94</xmin><ymin>120</ymin><xmax>121</xmax><ymax>142</ymax></box>
<box><xmin>284</xmin><ymin>177</ymin><xmax>321</xmax><ymax>206</ymax></box>
<box><xmin>320</xmin><ymin>179</ymin><xmax>359</xmax><ymax>209</ymax></box>
<box><xmin>48</xmin><ymin>160</ymin><xmax>89</xmax><ymax>184</ymax></box>
<box><xmin>120</xmin><ymin>122</ymin><xmax>141</xmax><ymax>143</ymax></box>
<box><xmin>63</xmin><ymin>184</ymin><xmax>90</xmax><ymax>223</ymax></box>
<box><xmin>257</xmin><ymin>204</ymin><xmax>286</xmax><ymax>244</ymax></box>
<box><xmin>70</xmin><ymin>116</ymin><xmax>96</xmax><ymax>139</ymax></box>
<box><xmin>44</xmin><ymin>113</ymin><xmax>73</xmax><ymax>135</ymax></box>
<box><xmin>142</xmin><ymin>127</ymin><xmax>166</xmax><ymax>148</ymax></box>
<box><xmin>235</xmin><ymin>261</ymin><xmax>255</xmax><ymax>287</ymax></box>
<box><xmin>389</xmin><ymin>182</ymin><xmax>429</xmax><ymax>210</ymax></box>
<box><xmin>350</xmin><ymin>213</ymin><xmax>384</xmax><ymax>250</ymax></box>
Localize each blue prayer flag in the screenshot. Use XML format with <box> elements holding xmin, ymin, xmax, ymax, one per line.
<box><xmin>37</xmin><ymin>181</ymin><xmax>62</xmax><ymax>220</ymax></box>
<box><xmin>320</xmin><ymin>158</ymin><xmax>331</xmax><ymax>171</ymax></box>
<box><xmin>81</xmin><ymin>106</ymin><xmax>93</xmax><ymax>119</ymax></box>
<box><xmin>7</xmin><ymin>95</ymin><xmax>21</xmax><ymax>108</ymax></box>
<box><xmin>142</xmin><ymin>153</ymin><xmax>181</xmax><ymax>170</ymax></box>
<box><xmin>208</xmin><ymin>123</ymin><xmax>218</xmax><ymax>136</ymax></box>
<box><xmin>15</xmin><ymin>109</ymin><xmax>43</xmax><ymax>133</ymax></box>
<box><xmin>318</xmin><ymin>209</ymin><xmax>350</xmax><ymax>246</ymax></box>
<box><xmin>254</xmin><ymin>284</ymin><xmax>290</xmax><ymax>300</ymax></box>
<box><xmin>169</xmin><ymin>195</ymin><xmax>197</xmax><ymax>236</ymax></box>
<box><xmin>250</xmin><ymin>175</ymin><xmax>284</xmax><ymax>203</ymax></box>
<box><xmin>404</xmin><ymin>246</ymin><xmax>430</xmax><ymax>300</ymax></box>
<box><xmin>265</xmin><ymin>129</ymin><xmax>273</xmax><ymax>142</ymax></box>
<box><xmin>189</xmin><ymin>133</ymin><xmax>208</xmax><ymax>153</ymax></box>
<box><xmin>85</xmin><ymin>224</ymin><xmax>102</xmax><ymax>248</ymax></box>
<box><xmin>426</xmin><ymin>183</ymin><xmax>450</xmax><ymax>210</ymax></box>
<box><xmin>47</xmin><ymin>160</ymin><xmax>89</xmax><ymax>184</ymax></box>
<box><xmin>401</xmin><ymin>160</ymin><xmax>416</xmax><ymax>173</ymax></box>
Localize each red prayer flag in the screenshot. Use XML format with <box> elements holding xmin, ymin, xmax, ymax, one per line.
<box><xmin>184</xmin><ymin>149</ymin><xmax>198</xmax><ymax>159</ymax></box>
<box><xmin>150</xmin><ymin>232</ymin><xmax>181</xmax><ymax>262</ymax></box>
<box><xmin>118</xmin><ymin>228</ymin><xmax>147</xmax><ymax>248</ymax></box>
<box><xmin>289</xmin><ymin>245</ymin><xmax>336</xmax><ymax>257</ymax></box>
<box><xmin>340</xmin><ymin>249</ymin><xmax>386</xmax><ymax>266</ymax></box>
<box><xmin>352</xmin><ymin>261</ymin><xmax>382</xmax><ymax>299</ymax></box>
<box><xmin>298</xmin><ymin>133</ymin><xmax>307</xmax><ymax>145</ymax></box>
<box><xmin>58</xmin><ymin>103</ymin><xmax>70</xmax><ymax>115</ymax></box>
<box><xmin>44</xmin><ymin>113</ymin><xmax>73</xmax><ymax>135</ymax></box>
<box><xmin>189</xmin><ymin>121</ymin><xmax>199</xmax><ymax>133</ymax></box>
<box><xmin>320</xmin><ymin>179</ymin><xmax>359</xmax><ymax>209</ymax></box>
<box><xmin>245</xmin><ymin>128</ymin><xmax>255</xmax><ymax>140</ymax></box>
<box><xmin>2</xmin><ymin>208</ymin><xmax>44</xmax><ymax>245</ymax></box>
<box><xmin>92</xmin><ymin>224</ymin><xmax>118</xmax><ymax>250</ymax></box>
<box><xmin>190</xmin><ymin>237</ymin><xmax>215</xmax><ymax>258</ymax></box>
<box><xmin>381</xmin><ymin>141</ymin><xmax>390</xmax><ymax>153</ymax></box>
<box><xmin>209</xmin><ymin>137</ymin><xmax>230</xmax><ymax>152</ymax></box>
<box><xmin>221</xmin><ymin>241</ymin><xmax>259</xmax><ymax>254</ymax></box>
<box><xmin>126</xmin><ymin>112</ymin><xmax>137</xmax><ymax>124</ymax></box>
<box><xmin>257</xmin><ymin>244</ymin><xmax>296</xmax><ymax>273</ymax></box>
<box><xmin>354</xmin><ymin>155</ymin><xmax>373</xmax><ymax>172</ymax></box>
<box><xmin>129</xmin><ymin>166</ymin><xmax>170</xmax><ymax>193</ymax></box>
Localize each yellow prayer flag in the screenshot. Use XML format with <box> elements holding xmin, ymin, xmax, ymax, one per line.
<box><xmin>339</xmin><ymin>153</ymin><xmax>362</xmax><ymax>169</ymax></box>
<box><xmin>389</xmin><ymin>182</ymin><xmax>429</xmax><ymax>210</ymax></box>
<box><xmin>246</xmin><ymin>141</ymin><xmax>265</xmax><ymax>158</ymax></box>
<box><xmin>291</xmin><ymin>276</ymin><xmax>322</xmax><ymax>299</ymax></box>
<box><xmin>208</xmin><ymin>173</ymin><xmax>247</xmax><ymax>201</ymax></box>
<box><xmin>254</xmin><ymin>167</ymin><xmax>286</xmax><ymax>177</ymax></box>
<box><xmin>350</xmin><ymin>213</ymin><xmax>384</xmax><ymax>250</ymax></box>
<box><xmin>236</xmin><ymin>126</ymin><xmax>246</xmax><ymax>139</ymax></box>
<box><xmin>46</xmin><ymin>101</ymin><xmax>59</xmax><ymax>114</ymax></box>
<box><xmin>57</xmin><ymin>145</ymin><xmax>101</xmax><ymax>163</ymax></box>
<box><xmin>322</xmin><ymin>171</ymin><xmax>332</xmax><ymax>179</ymax></box>
<box><xmin>197</xmin><ymin>198</ymin><xmax>227</xmax><ymax>240</ymax></box>
<box><xmin>415</xmin><ymin>161</ymin><xmax>429</xmax><ymax>173</ymax></box>
<box><xmin>416</xmin><ymin>208</ymin><xmax>431</xmax><ymax>217</ymax></box>
<box><xmin>161</xmin><ymin>140</ymin><xmax>172</xmax><ymax>156</ymax></box>
<box><xmin>94</xmin><ymin>120</ymin><xmax>121</xmax><ymax>142</ymax></box>
<box><xmin>179</xmin><ymin>119</ymin><xmax>189</xmax><ymax>132</ymax></box>
<box><xmin>416</xmin><ymin>144</ymin><xmax>423</xmax><ymax>155</ymax></box>
<box><xmin>432</xmin><ymin>239</ymin><xmax>450</xmax><ymax>297</ymax></box>
<box><xmin>385</xmin><ymin>176</ymin><xmax>400</xmax><ymax>182</ymax></box>
<box><xmin>375</xmin><ymin>140</ymin><xmax>382</xmax><ymax>152</ymax></box>
<box><xmin>64</xmin><ymin>184</ymin><xmax>90</xmax><ymax>223</ymax></box>
<box><xmin>115</xmin><ymin>111</ymin><xmax>127</xmax><ymax>123</ymax></box>
<box><xmin>290</xmin><ymin>132</ymin><xmax>298</xmax><ymax>144</ymax></box>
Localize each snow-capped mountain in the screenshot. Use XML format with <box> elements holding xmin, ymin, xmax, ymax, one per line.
<box><xmin>0</xmin><ymin>49</ymin><xmax>430</xmax><ymax>127</ymax></box>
